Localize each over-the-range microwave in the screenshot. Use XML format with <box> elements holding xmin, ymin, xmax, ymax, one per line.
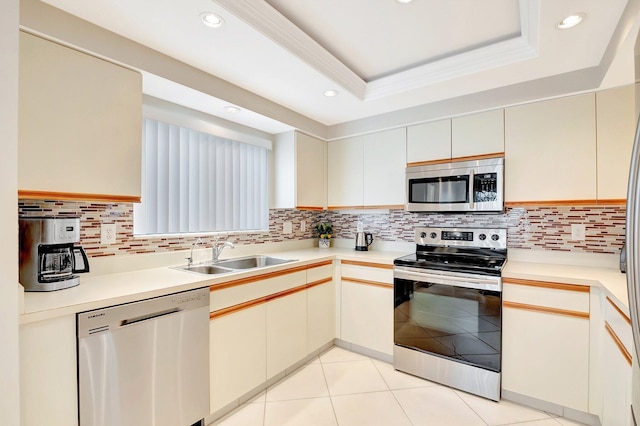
<box><xmin>406</xmin><ymin>157</ymin><xmax>504</xmax><ymax>213</ymax></box>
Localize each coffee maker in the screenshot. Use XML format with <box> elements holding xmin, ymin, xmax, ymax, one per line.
<box><xmin>19</xmin><ymin>217</ymin><xmax>90</xmax><ymax>291</ymax></box>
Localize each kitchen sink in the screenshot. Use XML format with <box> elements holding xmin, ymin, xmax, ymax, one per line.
<box><xmin>178</xmin><ymin>264</ymin><xmax>234</xmax><ymax>275</ymax></box>
<box><xmin>174</xmin><ymin>255</ymin><xmax>296</xmax><ymax>275</ymax></box>
<box><xmin>215</xmin><ymin>255</ymin><xmax>294</xmax><ymax>270</ymax></box>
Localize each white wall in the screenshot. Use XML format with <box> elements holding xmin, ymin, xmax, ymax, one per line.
<box><xmin>0</xmin><ymin>0</ymin><xmax>20</xmax><ymax>424</ymax></box>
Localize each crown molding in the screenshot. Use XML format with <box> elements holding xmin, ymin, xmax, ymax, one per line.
<box><xmin>216</xmin><ymin>0</ymin><xmax>539</xmax><ymax>102</ymax></box>
<box><xmin>214</xmin><ymin>0</ymin><xmax>367</xmax><ymax>99</ymax></box>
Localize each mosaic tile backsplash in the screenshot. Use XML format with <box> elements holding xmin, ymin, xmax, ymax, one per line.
<box><xmin>18</xmin><ymin>200</ymin><xmax>626</xmax><ymax>258</ymax></box>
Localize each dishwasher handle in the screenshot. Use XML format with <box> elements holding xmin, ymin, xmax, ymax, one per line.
<box><xmin>120</xmin><ymin>307</ymin><xmax>181</xmax><ymax>327</ymax></box>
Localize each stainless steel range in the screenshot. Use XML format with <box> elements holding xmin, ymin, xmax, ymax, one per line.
<box><xmin>393</xmin><ymin>227</ymin><xmax>507</xmax><ymax>401</ymax></box>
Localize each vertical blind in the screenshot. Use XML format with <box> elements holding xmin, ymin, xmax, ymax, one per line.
<box><xmin>134</xmin><ymin>118</ymin><xmax>269</xmax><ymax>235</ymax></box>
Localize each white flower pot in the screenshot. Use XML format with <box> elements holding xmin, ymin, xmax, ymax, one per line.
<box><xmin>319</xmin><ymin>238</ymin><xmax>330</xmax><ymax>249</ymax></box>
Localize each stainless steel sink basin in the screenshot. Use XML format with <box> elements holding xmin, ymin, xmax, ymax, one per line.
<box><xmin>174</xmin><ymin>255</ymin><xmax>296</xmax><ymax>275</ymax></box>
<box><xmin>215</xmin><ymin>255</ymin><xmax>295</xmax><ymax>270</ymax></box>
<box><xmin>176</xmin><ymin>264</ymin><xmax>233</xmax><ymax>275</ymax></box>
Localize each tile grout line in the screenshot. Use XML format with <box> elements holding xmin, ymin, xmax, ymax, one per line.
<box><xmin>318</xmin><ymin>353</ymin><xmax>341</xmax><ymax>426</ymax></box>
<box><xmin>370</xmin><ymin>359</ymin><xmax>418</xmax><ymax>426</ymax></box>
<box><xmin>447</xmin><ymin>388</ymin><xmax>490</xmax><ymax>426</ymax></box>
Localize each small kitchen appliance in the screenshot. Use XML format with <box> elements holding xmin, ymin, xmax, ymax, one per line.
<box><xmin>19</xmin><ymin>217</ymin><xmax>89</xmax><ymax>291</ymax></box>
<box><xmin>393</xmin><ymin>226</ymin><xmax>507</xmax><ymax>401</ymax></box>
<box><xmin>355</xmin><ymin>232</ymin><xmax>373</xmax><ymax>251</ymax></box>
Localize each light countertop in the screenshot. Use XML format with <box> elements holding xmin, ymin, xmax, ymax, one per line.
<box><xmin>20</xmin><ymin>247</ymin><xmax>408</xmax><ymax>324</ymax></box>
<box><xmin>20</xmin><ymin>243</ymin><xmax>631</xmax><ymax>324</ymax></box>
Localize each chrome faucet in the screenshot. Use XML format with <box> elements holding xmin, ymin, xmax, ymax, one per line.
<box><xmin>212</xmin><ymin>238</ymin><xmax>235</xmax><ymax>262</ymax></box>
<box><xmin>186</xmin><ymin>238</ymin><xmax>204</xmax><ymax>266</ymax></box>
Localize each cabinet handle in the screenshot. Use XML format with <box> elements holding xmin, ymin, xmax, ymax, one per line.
<box><xmin>605</xmin><ymin>322</ymin><xmax>632</xmax><ymax>366</ymax></box>
<box><xmin>503</xmin><ymin>301</ymin><xmax>589</xmax><ymax>319</ymax></box>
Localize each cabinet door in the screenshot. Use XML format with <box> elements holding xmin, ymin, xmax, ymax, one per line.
<box><xmin>296</xmin><ymin>132</ymin><xmax>327</xmax><ymax>209</ymax></box>
<box><xmin>328</xmin><ymin>136</ymin><xmax>364</xmax><ymax>208</ymax></box>
<box><xmin>307</xmin><ymin>280</ymin><xmax>336</xmax><ymax>353</ymax></box>
<box><xmin>452</xmin><ymin>109</ymin><xmax>504</xmax><ymax>159</ymax></box>
<box><xmin>504</xmin><ymin>93</ymin><xmax>597</xmax><ymax>203</ymax></box>
<box><xmin>209</xmin><ymin>304</ymin><xmax>266</xmax><ymax>413</ymax></box>
<box><xmin>596</xmin><ymin>84</ymin><xmax>635</xmax><ymax>202</ymax></box>
<box><xmin>20</xmin><ymin>316</ymin><xmax>78</xmax><ymax>426</ymax></box>
<box><xmin>601</xmin><ymin>297</ymin><xmax>633</xmax><ymax>426</ymax></box>
<box><xmin>363</xmin><ymin>128</ymin><xmax>407</xmax><ymax>207</ymax></box>
<box><xmin>341</xmin><ymin>262</ymin><xmax>394</xmax><ymax>356</ymax></box>
<box><xmin>502</xmin><ymin>281</ymin><xmax>590</xmax><ymax>411</ymax></box>
<box><xmin>266</xmin><ymin>290</ymin><xmax>308</xmax><ymax>378</ymax></box>
<box><xmin>18</xmin><ymin>32</ymin><xmax>142</xmax><ymax>200</ymax></box>
<box><xmin>406</xmin><ymin>120</ymin><xmax>451</xmax><ymax>164</ymax></box>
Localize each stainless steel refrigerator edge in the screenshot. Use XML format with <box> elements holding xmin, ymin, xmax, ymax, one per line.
<box><xmin>627</xmin><ymin>36</ymin><xmax>640</xmax><ymax>425</ymax></box>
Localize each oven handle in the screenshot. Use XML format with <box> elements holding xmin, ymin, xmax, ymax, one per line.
<box><xmin>393</xmin><ymin>268</ymin><xmax>501</xmax><ymax>292</ymax></box>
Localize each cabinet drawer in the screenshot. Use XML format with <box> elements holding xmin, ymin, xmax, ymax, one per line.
<box><xmin>307</xmin><ymin>262</ymin><xmax>333</xmax><ymax>283</ymax></box>
<box><xmin>503</xmin><ymin>279</ymin><xmax>590</xmax><ymax>315</ymax></box>
<box><xmin>341</xmin><ymin>261</ymin><xmax>393</xmax><ymax>284</ymax></box>
<box><xmin>605</xmin><ymin>296</ymin><xmax>632</xmax><ymax>363</ymax></box>
<box><xmin>210</xmin><ymin>270</ymin><xmax>306</xmax><ymax>312</ymax></box>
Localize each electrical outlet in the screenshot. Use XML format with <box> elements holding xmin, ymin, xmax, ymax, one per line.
<box><xmin>283</xmin><ymin>221</ymin><xmax>292</xmax><ymax>234</ymax></box>
<box><xmin>300</xmin><ymin>220</ymin><xmax>306</xmax><ymax>232</ymax></box>
<box><xmin>101</xmin><ymin>223</ymin><xmax>117</xmax><ymax>245</ymax></box>
<box><xmin>571</xmin><ymin>224</ymin><xmax>586</xmax><ymax>241</ymax></box>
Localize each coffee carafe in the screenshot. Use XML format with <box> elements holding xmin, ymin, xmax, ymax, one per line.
<box><xmin>355</xmin><ymin>232</ymin><xmax>374</xmax><ymax>251</ymax></box>
<box><xmin>19</xmin><ymin>217</ymin><xmax>90</xmax><ymax>292</ymax></box>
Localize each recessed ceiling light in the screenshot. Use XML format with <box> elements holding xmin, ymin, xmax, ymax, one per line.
<box><xmin>557</xmin><ymin>14</ymin><xmax>584</xmax><ymax>30</ymax></box>
<box><xmin>223</xmin><ymin>106</ymin><xmax>241</xmax><ymax>113</ymax></box>
<box><xmin>323</xmin><ymin>90</ymin><xmax>339</xmax><ymax>97</ymax></box>
<box><xmin>396</xmin><ymin>0</ymin><xmax>415</xmax><ymax>3</ymax></box>
<box><xmin>200</xmin><ymin>12</ymin><xmax>224</xmax><ymax>28</ymax></box>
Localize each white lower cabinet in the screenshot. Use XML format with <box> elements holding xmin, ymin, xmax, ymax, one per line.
<box><xmin>340</xmin><ymin>261</ymin><xmax>394</xmax><ymax>356</ymax></box>
<box><xmin>20</xmin><ymin>315</ymin><xmax>78</xmax><ymax>426</ymax></box>
<box><xmin>307</xmin><ymin>263</ymin><xmax>336</xmax><ymax>353</ymax></box>
<box><xmin>601</xmin><ymin>297</ymin><xmax>633</xmax><ymax>426</ymax></box>
<box><xmin>266</xmin><ymin>290</ymin><xmax>308</xmax><ymax>378</ymax></box>
<box><xmin>209</xmin><ymin>304</ymin><xmax>266</xmax><ymax>413</ymax></box>
<box><xmin>207</xmin><ymin>261</ymin><xmax>334</xmax><ymax>416</ymax></box>
<box><xmin>502</xmin><ymin>279</ymin><xmax>590</xmax><ymax>412</ymax></box>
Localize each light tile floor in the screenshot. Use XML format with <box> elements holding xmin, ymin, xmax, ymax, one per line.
<box><xmin>212</xmin><ymin>346</ymin><xmax>586</xmax><ymax>426</ymax></box>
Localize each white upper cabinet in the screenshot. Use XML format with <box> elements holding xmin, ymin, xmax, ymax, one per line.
<box><xmin>504</xmin><ymin>93</ymin><xmax>597</xmax><ymax>203</ymax></box>
<box><xmin>274</xmin><ymin>131</ymin><xmax>327</xmax><ymax>209</ymax></box>
<box><xmin>18</xmin><ymin>32</ymin><xmax>142</xmax><ymax>201</ymax></box>
<box><xmin>596</xmin><ymin>84</ymin><xmax>635</xmax><ymax>202</ymax></box>
<box><xmin>328</xmin><ymin>129</ymin><xmax>406</xmax><ymax>209</ymax></box>
<box><xmin>452</xmin><ymin>109</ymin><xmax>505</xmax><ymax>158</ymax></box>
<box><xmin>363</xmin><ymin>128</ymin><xmax>406</xmax><ymax>207</ymax></box>
<box><xmin>328</xmin><ymin>135</ymin><xmax>364</xmax><ymax>208</ymax></box>
<box><xmin>406</xmin><ymin>119</ymin><xmax>451</xmax><ymax>164</ymax></box>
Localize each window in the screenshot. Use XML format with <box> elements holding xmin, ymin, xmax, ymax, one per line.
<box><xmin>134</xmin><ymin>118</ymin><xmax>269</xmax><ymax>235</ymax></box>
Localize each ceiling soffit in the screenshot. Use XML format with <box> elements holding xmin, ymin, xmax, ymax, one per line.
<box><xmin>214</xmin><ymin>0</ymin><xmax>539</xmax><ymax>101</ymax></box>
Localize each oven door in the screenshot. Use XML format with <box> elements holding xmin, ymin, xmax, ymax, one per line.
<box><xmin>393</xmin><ymin>266</ymin><xmax>502</xmax><ymax>372</ymax></box>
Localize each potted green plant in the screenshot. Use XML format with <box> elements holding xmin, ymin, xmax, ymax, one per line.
<box><xmin>315</xmin><ymin>222</ymin><xmax>333</xmax><ymax>248</ymax></box>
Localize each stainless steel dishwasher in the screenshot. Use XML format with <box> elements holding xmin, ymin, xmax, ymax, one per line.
<box><xmin>77</xmin><ymin>287</ymin><xmax>210</xmax><ymax>426</ymax></box>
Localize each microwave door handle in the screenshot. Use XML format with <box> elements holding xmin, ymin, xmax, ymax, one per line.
<box><xmin>469</xmin><ymin>170</ymin><xmax>474</xmax><ymax>209</ymax></box>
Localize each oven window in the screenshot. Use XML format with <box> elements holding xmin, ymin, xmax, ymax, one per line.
<box><xmin>394</xmin><ymin>278</ymin><xmax>501</xmax><ymax>372</ymax></box>
<box><xmin>409</xmin><ymin>176</ymin><xmax>469</xmax><ymax>204</ymax></box>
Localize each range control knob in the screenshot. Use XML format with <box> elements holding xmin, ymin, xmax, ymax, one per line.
<box><xmin>430</xmin><ymin>232</ymin><xmax>437</xmax><ymax>239</ymax></box>
<box><xmin>478</xmin><ymin>233</ymin><xmax>487</xmax><ymax>241</ymax></box>
<box><xmin>420</xmin><ymin>232</ymin><xmax>427</xmax><ymax>238</ymax></box>
<box><xmin>491</xmin><ymin>234</ymin><xmax>500</xmax><ymax>241</ymax></box>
